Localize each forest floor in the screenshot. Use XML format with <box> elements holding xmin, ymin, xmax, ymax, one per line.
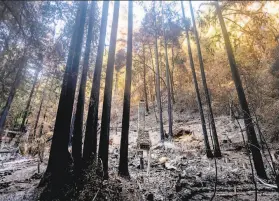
<box><xmin>0</xmin><ymin>106</ymin><xmax>279</xmax><ymax>200</ymax></box>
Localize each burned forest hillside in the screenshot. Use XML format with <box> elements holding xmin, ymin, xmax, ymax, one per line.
<box><xmin>1</xmin><ymin>1</ymin><xmax>279</xmax><ymax>201</ymax></box>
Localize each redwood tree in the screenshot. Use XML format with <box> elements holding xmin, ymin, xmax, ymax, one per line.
<box><xmin>0</xmin><ymin>56</ymin><xmax>27</xmax><ymax>135</ymax></box>
<box><xmin>161</xmin><ymin>2</ymin><xmax>173</xmax><ymax>138</ymax></box>
<box><xmin>153</xmin><ymin>1</ymin><xmax>164</xmax><ymax>142</ymax></box>
<box><xmin>72</xmin><ymin>1</ymin><xmax>96</xmax><ymax>173</ymax></box>
<box><xmin>189</xmin><ymin>1</ymin><xmax>221</xmax><ymax>157</ymax></box>
<box><xmin>32</xmin><ymin>81</ymin><xmax>48</xmax><ymax>141</ymax></box>
<box><xmin>98</xmin><ymin>1</ymin><xmax>120</xmax><ymax>179</ymax></box>
<box><xmin>142</xmin><ymin>44</ymin><xmax>149</xmax><ymax>114</ymax></box>
<box><xmin>181</xmin><ymin>1</ymin><xmax>213</xmax><ymax>158</ymax></box>
<box><xmin>83</xmin><ymin>1</ymin><xmax>109</xmax><ymax>165</ymax></box>
<box><xmin>41</xmin><ymin>1</ymin><xmax>87</xmax><ymax>193</ymax></box>
<box><xmin>20</xmin><ymin>66</ymin><xmax>41</xmax><ymax>131</ymax></box>
<box><xmin>215</xmin><ymin>2</ymin><xmax>267</xmax><ymax>179</ymax></box>
<box><xmin>119</xmin><ymin>0</ymin><xmax>133</xmax><ymax>178</ymax></box>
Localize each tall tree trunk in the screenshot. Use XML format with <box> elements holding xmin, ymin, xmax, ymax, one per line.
<box><xmin>32</xmin><ymin>87</ymin><xmax>46</xmax><ymax>141</ymax></box>
<box><xmin>0</xmin><ymin>56</ymin><xmax>26</xmax><ymax>135</ymax></box>
<box><xmin>170</xmin><ymin>44</ymin><xmax>175</xmax><ymax>103</ymax></box>
<box><xmin>161</xmin><ymin>2</ymin><xmax>173</xmax><ymax>138</ymax></box>
<box><xmin>20</xmin><ymin>67</ymin><xmax>40</xmax><ymax>131</ymax></box>
<box><xmin>149</xmin><ymin>44</ymin><xmax>157</xmax><ymax>103</ymax></box>
<box><xmin>83</xmin><ymin>1</ymin><xmax>109</xmax><ymax>164</ymax></box>
<box><xmin>143</xmin><ymin>44</ymin><xmax>149</xmax><ymax>113</ymax></box>
<box><xmin>153</xmin><ymin>2</ymin><xmax>164</xmax><ymax>142</ymax></box>
<box><xmin>72</xmin><ymin>1</ymin><xmax>96</xmax><ymax>173</ymax></box>
<box><xmin>114</xmin><ymin>71</ymin><xmax>118</xmax><ymax>96</ymax></box>
<box><xmin>118</xmin><ymin>1</ymin><xmax>133</xmax><ymax>178</ymax></box>
<box><xmin>215</xmin><ymin>2</ymin><xmax>267</xmax><ymax>179</ymax></box>
<box><xmin>42</xmin><ymin>1</ymin><xmax>87</xmax><ymax>191</ymax></box>
<box><xmin>189</xmin><ymin>1</ymin><xmax>221</xmax><ymax>157</ymax></box>
<box><xmin>39</xmin><ymin>109</ymin><xmax>47</xmax><ymax>138</ymax></box>
<box><xmin>181</xmin><ymin>1</ymin><xmax>213</xmax><ymax>158</ymax></box>
<box><xmin>148</xmin><ymin>45</ymin><xmax>158</xmax><ymax>122</ymax></box>
<box><xmin>98</xmin><ymin>1</ymin><xmax>120</xmax><ymax>179</ymax></box>
<box><xmin>36</xmin><ymin>78</ymin><xmax>52</xmax><ymax>140</ymax></box>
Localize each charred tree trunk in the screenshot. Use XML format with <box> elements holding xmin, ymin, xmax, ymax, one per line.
<box><xmin>39</xmin><ymin>109</ymin><xmax>47</xmax><ymax>137</ymax></box>
<box><xmin>170</xmin><ymin>44</ymin><xmax>175</xmax><ymax>104</ymax></box>
<box><xmin>189</xmin><ymin>1</ymin><xmax>221</xmax><ymax>157</ymax></box>
<box><xmin>72</xmin><ymin>1</ymin><xmax>96</xmax><ymax>173</ymax></box>
<box><xmin>98</xmin><ymin>1</ymin><xmax>120</xmax><ymax>179</ymax></box>
<box><xmin>149</xmin><ymin>44</ymin><xmax>157</xmax><ymax>103</ymax></box>
<box><xmin>215</xmin><ymin>2</ymin><xmax>267</xmax><ymax>179</ymax></box>
<box><xmin>119</xmin><ymin>1</ymin><xmax>133</xmax><ymax>178</ymax></box>
<box><xmin>36</xmin><ymin>79</ymin><xmax>52</xmax><ymax>139</ymax></box>
<box><xmin>162</xmin><ymin>2</ymin><xmax>173</xmax><ymax>138</ymax></box>
<box><xmin>20</xmin><ymin>67</ymin><xmax>40</xmax><ymax>131</ymax></box>
<box><xmin>181</xmin><ymin>1</ymin><xmax>213</xmax><ymax>158</ymax></box>
<box><xmin>42</xmin><ymin>1</ymin><xmax>87</xmax><ymax>192</ymax></box>
<box><xmin>114</xmin><ymin>71</ymin><xmax>118</xmax><ymax>96</ymax></box>
<box><xmin>32</xmin><ymin>88</ymin><xmax>46</xmax><ymax>140</ymax></box>
<box><xmin>83</xmin><ymin>1</ymin><xmax>109</xmax><ymax>164</ymax></box>
<box><xmin>153</xmin><ymin>2</ymin><xmax>164</xmax><ymax>142</ymax></box>
<box><xmin>143</xmin><ymin>44</ymin><xmax>149</xmax><ymax>114</ymax></box>
<box><xmin>149</xmin><ymin>45</ymin><xmax>159</xmax><ymax>122</ymax></box>
<box><xmin>0</xmin><ymin>56</ymin><xmax>26</xmax><ymax>135</ymax></box>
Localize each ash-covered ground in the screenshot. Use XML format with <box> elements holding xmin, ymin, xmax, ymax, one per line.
<box><xmin>0</xmin><ymin>107</ymin><xmax>279</xmax><ymax>200</ymax></box>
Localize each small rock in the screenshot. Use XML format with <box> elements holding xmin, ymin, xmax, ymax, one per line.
<box><xmin>196</xmin><ymin>172</ymin><xmax>202</xmax><ymax>177</ymax></box>
<box><xmin>165</xmin><ymin>162</ymin><xmax>177</xmax><ymax>170</ymax></box>
<box><xmin>146</xmin><ymin>193</ymin><xmax>154</xmax><ymax>201</ymax></box>
<box><xmin>159</xmin><ymin>157</ymin><xmax>169</xmax><ymax>164</ymax></box>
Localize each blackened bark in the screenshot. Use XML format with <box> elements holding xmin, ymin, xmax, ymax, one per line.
<box><xmin>72</xmin><ymin>1</ymin><xmax>96</xmax><ymax>173</ymax></box>
<box><xmin>189</xmin><ymin>1</ymin><xmax>221</xmax><ymax>157</ymax></box>
<box><xmin>43</xmin><ymin>1</ymin><xmax>87</xmax><ymax>190</ymax></box>
<box><xmin>114</xmin><ymin>72</ymin><xmax>118</xmax><ymax>95</ymax></box>
<box><xmin>39</xmin><ymin>109</ymin><xmax>47</xmax><ymax>137</ymax></box>
<box><xmin>118</xmin><ymin>1</ymin><xmax>133</xmax><ymax>178</ymax></box>
<box><xmin>215</xmin><ymin>2</ymin><xmax>267</xmax><ymax>179</ymax></box>
<box><xmin>149</xmin><ymin>44</ymin><xmax>157</xmax><ymax>102</ymax></box>
<box><xmin>162</xmin><ymin>2</ymin><xmax>173</xmax><ymax>138</ymax></box>
<box><xmin>32</xmin><ymin>88</ymin><xmax>46</xmax><ymax>140</ymax></box>
<box><xmin>36</xmin><ymin>79</ymin><xmax>52</xmax><ymax>139</ymax></box>
<box><xmin>149</xmin><ymin>45</ymin><xmax>158</xmax><ymax>122</ymax></box>
<box><xmin>20</xmin><ymin>67</ymin><xmax>40</xmax><ymax>131</ymax></box>
<box><xmin>0</xmin><ymin>56</ymin><xmax>26</xmax><ymax>135</ymax></box>
<box><xmin>83</xmin><ymin>1</ymin><xmax>109</xmax><ymax>164</ymax></box>
<box><xmin>143</xmin><ymin>44</ymin><xmax>149</xmax><ymax>113</ymax></box>
<box><xmin>181</xmin><ymin>1</ymin><xmax>213</xmax><ymax>158</ymax></box>
<box><xmin>170</xmin><ymin>44</ymin><xmax>176</xmax><ymax>104</ymax></box>
<box><xmin>98</xmin><ymin>1</ymin><xmax>120</xmax><ymax>179</ymax></box>
<box><xmin>153</xmin><ymin>2</ymin><xmax>164</xmax><ymax>142</ymax></box>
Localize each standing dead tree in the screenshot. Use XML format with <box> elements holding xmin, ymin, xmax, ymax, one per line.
<box><xmin>98</xmin><ymin>1</ymin><xmax>120</xmax><ymax>179</ymax></box>
<box><xmin>83</xmin><ymin>1</ymin><xmax>109</xmax><ymax>165</ymax></box>
<box><xmin>215</xmin><ymin>1</ymin><xmax>267</xmax><ymax>179</ymax></box>
<box><xmin>72</xmin><ymin>1</ymin><xmax>96</xmax><ymax>174</ymax></box>
<box><xmin>181</xmin><ymin>1</ymin><xmax>213</xmax><ymax>158</ymax></box>
<box><xmin>119</xmin><ymin>0</ymin><xmax>133</xmax><ymax>178</ymax></box>
<box><xmin>40</xmin><ymin>2</ymin><xmax>87</xmax><ymax>198</ymax></box>
<box><xmin>189</xmin><ymin>0</ymin><xmax>221</xmax><ymax>157</ymax></box>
